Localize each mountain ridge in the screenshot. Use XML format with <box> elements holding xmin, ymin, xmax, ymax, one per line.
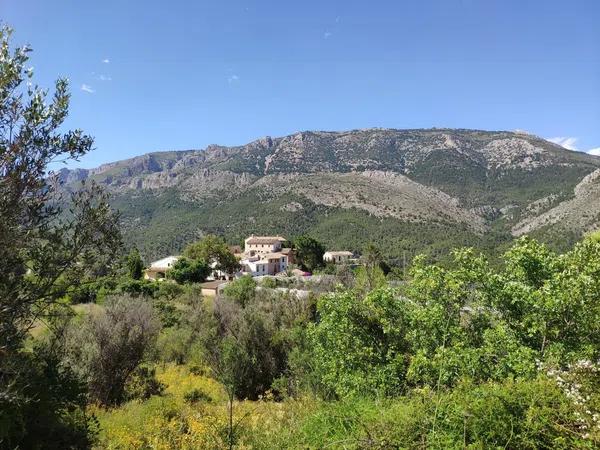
<box><xmin>57</xmin><ymin>128</ymin><xmax>600</xmax><ymax>261</ymax></box>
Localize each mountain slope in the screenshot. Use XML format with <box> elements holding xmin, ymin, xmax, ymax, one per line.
<box><xmin>59</xmin><ymin>128</ymin><xmax>600</xmax><ymax>261</ymax></box>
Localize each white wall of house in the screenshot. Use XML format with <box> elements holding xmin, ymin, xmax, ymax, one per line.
<box><xmin>241</xmin><ymin>253</ymin><xmax>288</xmax><ymax>276</ymax></box>
<box><xmin>323</xmin><ymin>251</ymin><xmax>353</xmax><ymax>264</ymax></box>
<box><xmin>145</xmin><ymin>256</ymin><xmax>179</xmax><ymax>280</ymax></box>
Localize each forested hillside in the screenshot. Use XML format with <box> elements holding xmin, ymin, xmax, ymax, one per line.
<box><xmin>60</xmin><ymin>129</ymin><xmax>600</xmax><ymax>262</ymax></box>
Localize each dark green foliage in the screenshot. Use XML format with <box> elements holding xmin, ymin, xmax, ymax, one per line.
<box><xmin>204</xmin><ymin>288</ymin><xmax>314</xmax><ymax>401</ymax></box>
<box><xmin>116</xmin><ymin>278</ymin><xmax>159</xmax><ymax>297</ymax></box>
<box><xmin>112</xmin><ymin>185</ymin><xmax>515</xmax><ymax>266</ymax></box>
<box><xmin>0</xmin><ymin>26</ymin><xmax>121</xmax><ymax>447</ymax></box>
<box><xmin>155</xmin><ymin>281</ymin><xmax>184</xmax><ymax>300</ymax></box>
<box><xmin>168</xmin><ymin>257</ymin><xmax>210</xmax><ymax>284</ymax></box>
<box><xmin>183</xmin><ymin>234</ymin><xmax>239</xmax><ymax>276</ymax></box>
<box><xmin>124</xmin><ymin>366</ymin><xmax>165</xmax><ymax>401</ymax></box>
<box><xmin>126</xmin><ymin>248</ymin><xmax>144</xmax><ymax>280</ymax></box>
<box><xmin>293</xmin><ymin>235</ymin><xmax>326</xmax><ymax>272</ymax></box>
<box><xmin>0</xmin><ymin>343</ymin><xmax>97</xmax><ymax>450</ymax></box>
<box><xmin>183</xmin><ymin>388</ymin><xmax>212</xmax><ymax>404</ymax></box>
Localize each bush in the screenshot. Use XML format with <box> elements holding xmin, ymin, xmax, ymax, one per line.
<box><xmin>64</xmin><ymin>295</ymin><xmax>161</xmax><ymax>406</ymax></box>
<box><xmin>157</xmin><ymin>327</ymin><xmax>194</xmax><ymax>365</ymax></box>
<box><xmin>222</xmin><ymin>276</ymin><xmax>256</xmax><ymax>307</ymax></box>
<box><xmin>116</xmin><ymin>278</ymin><xmax>158</xmax><ymax>297</ymax></box>
<box><xmin>125</xmin><ymin>366</ymin><xmax>165</xmax><ymax>401</ymax></box>
<box><xmin>156</xmin><ymin>281</ymin><xmax>184</xmax><ymax>300</ymax></box>
<box><xmin>0</xmin><ymin>343</ymin><xmax>98</xmax><ymax>449</ymax></box>
<box><xmin>183</xmin><ymin>388</ymin><xmax>212</xmax><ymax>404</ymax></box>
<box><xmin>260</xmin><ymin>277</ymin><xmax>277</xmax><ymax>288</ymax></box>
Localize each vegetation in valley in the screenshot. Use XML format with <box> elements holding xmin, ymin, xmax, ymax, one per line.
<box><xmin>62</xmin><ymin>235</ymin><xmax>600</xmax><ymax>449</ymax></box>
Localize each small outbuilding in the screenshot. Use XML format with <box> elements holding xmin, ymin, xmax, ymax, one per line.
<box><xmin>323</xmin><ymin>251</ymin><xmax>354</xmax><ymax>264</ymax></box>
<box><xmin>200</xmin><ymin>280</ymin><xmax>228</xmax><ymax>297</ymax></box>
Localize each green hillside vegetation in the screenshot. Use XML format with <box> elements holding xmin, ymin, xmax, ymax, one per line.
<box><xmin>112</xmin><ymin>187</ymin><xmax>512</xmax><ymax>265</ymax></box>
<box><xmin>27</xmin><ymin>235</ymin><xmax>600</xmax><ymax>449</ymax></box>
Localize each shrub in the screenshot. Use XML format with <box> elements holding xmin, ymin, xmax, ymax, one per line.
<box><xmin>125</xmin><ymin>366</ymin><xmax>165</xmax><ymax>401</ymax></box>
<box><xmin>260</xmin><ymin>277</ymin><xmax>277</xmax><ymax>288</ymax></box>
<box><xmin>157</xmin><ymin>327</ymin><xmax>194</xmax><ymax>365</ymax></box>
<box><xmin>183</xmin><ymin>388</ymin><xmax>212</xmax><ymax>404</ymax></box>
<box><xmin>64</xmin><ymin>295</ymin><xmax>161</xmax><ymax>406</ymax></box>
<box><xmin>116</xmin><ymin>278</ymin><xmax>158</xmax><ymax>297</ymax></box>
<box><xmin>222</xmin><ymin>275</ymin><xmax>256</xmax><ymax>307</ymax></box>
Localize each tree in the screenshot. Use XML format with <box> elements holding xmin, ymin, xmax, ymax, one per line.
<box><xmin>362</xmin><ymin>242</ymin><xmax>383</xmax><ymax>270</ymax></box>
<box><xmin>167</xmin><ymin>257</ymin><xmax>210</xmax><ymax>284</ymax></box>
<box><xmin>294</xmin><ymin>235</ymin><xmax>325</xmax><ymax>272</ymax></box>
<box><xmin>222</xmin><ymin>275</ymin><xmax>256</xmax><ymax>307</ymax></box>
<box><xmin>0</xmin><ymin>26</ymin><xmax>122</xmax><ymax>445</ymax></box>
<box><xmin>183</xmin><ymin>234</ymin><xmax>240</xmax><ymax>277</ymax></box>
<box><xmin>308</xmin><ymin>288</ymin><xmax>409</xmax><ymax>398</ymax></box>
<box><xmin>209</xmin><ymin>337</ymin><xmax>250</xmax><ymax>450</ymax></box>
<box><xmin>126</xmin><ymin>248</ymin><xmax>144</xmax><ymax>280</ymax></box>
<box><xmin>64</xmin><ymin>295</ymin><xmax>160</xmax><ymax>406</ymax></box>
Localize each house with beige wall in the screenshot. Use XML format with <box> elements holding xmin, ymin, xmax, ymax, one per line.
<box><xmin>244</xmin><ymin>235</ymin><xmax>287</xmax><ymax>255</ymax></box>
<box><xmin>323</xmin><ymin>251</ymin><xmax>354</xmax><ymax>264</ymax></box>
<box><xmin>240</xmin><ymin>235</ymin><xmax>292</xmax><ymax>276</ymax></box>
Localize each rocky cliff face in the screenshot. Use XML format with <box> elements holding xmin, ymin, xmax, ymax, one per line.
<box><xmin>57</xmin><ymin>128</ymin><xmax>600</xmax><ymax>260</ymax></box>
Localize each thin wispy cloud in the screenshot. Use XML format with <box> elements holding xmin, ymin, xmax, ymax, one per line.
<box><xmin>548</xmin><ymin>136</ymin><xmax>599</xmax><ymax>155</ymax></box>
<box><xmin>80</xmin><ymin>84</ymin><xmax>95</xmax><ymax>94</ymax></box>
<box><xmin>102</xmin><ymin>58</ymin><xmax>110</xmax><ymax>64</ymax></box>
<box><xmin>97</xmin><ymin>74</ymin><xmax>112</xmax><ymax>81</ymax></box>
<box><xmin>228</xmin><ymin>74</ymin><xmax>240</xmax><ymax>84</ymax></box>
<box><xmin>324</xmin><ymin>31</ymin><xmax>333</xmax><ymax>39</ymax></box>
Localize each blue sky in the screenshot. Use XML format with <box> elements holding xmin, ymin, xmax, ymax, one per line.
<box><xmin>3</xmin><ymin>0</ymin><xmax>599</xmax><ymax>167</ymax></box>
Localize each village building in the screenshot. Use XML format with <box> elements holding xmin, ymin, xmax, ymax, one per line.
<box><xmin>239</xmin><ymin>235</ymin><xmax>293</xmax><ymax>276</ymax></box>
<box><xmin>244</xmin><ymin>235</ymin><xmax>287</xmax><ymax>255</ymax></box>
<box><xmin>144</xmin><ymin>256</ymin><xmax>179</xmax><ymax>280</ymax></box>
<box><xmin>200</xmin><ymin>280</ymin><xmax>228</xmax><ymax>297</ymax></box>
<box><xmin>323</xmin><ymin>251</ymin><xmax>354</xmax><ymax>264</ymax></box>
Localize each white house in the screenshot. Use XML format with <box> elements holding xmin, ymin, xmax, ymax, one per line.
<box><xmin>240</xmin><ymin>252</ymin><xmax>289</xmax><ymax>277</ymax></box>
<box><xmin>238</xmin><ymin>235</ymin><xmax>292</xmax><ymax>276</ymax></box>
<box><xmin>144</xmin><ymin>256</ymin><xmax>179</xmax><ymax>280</ymax></box>
<box><xmin>323</xmin><ymin>251</ymin><xmax>354</xmax><ymax>264</ymax></box>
